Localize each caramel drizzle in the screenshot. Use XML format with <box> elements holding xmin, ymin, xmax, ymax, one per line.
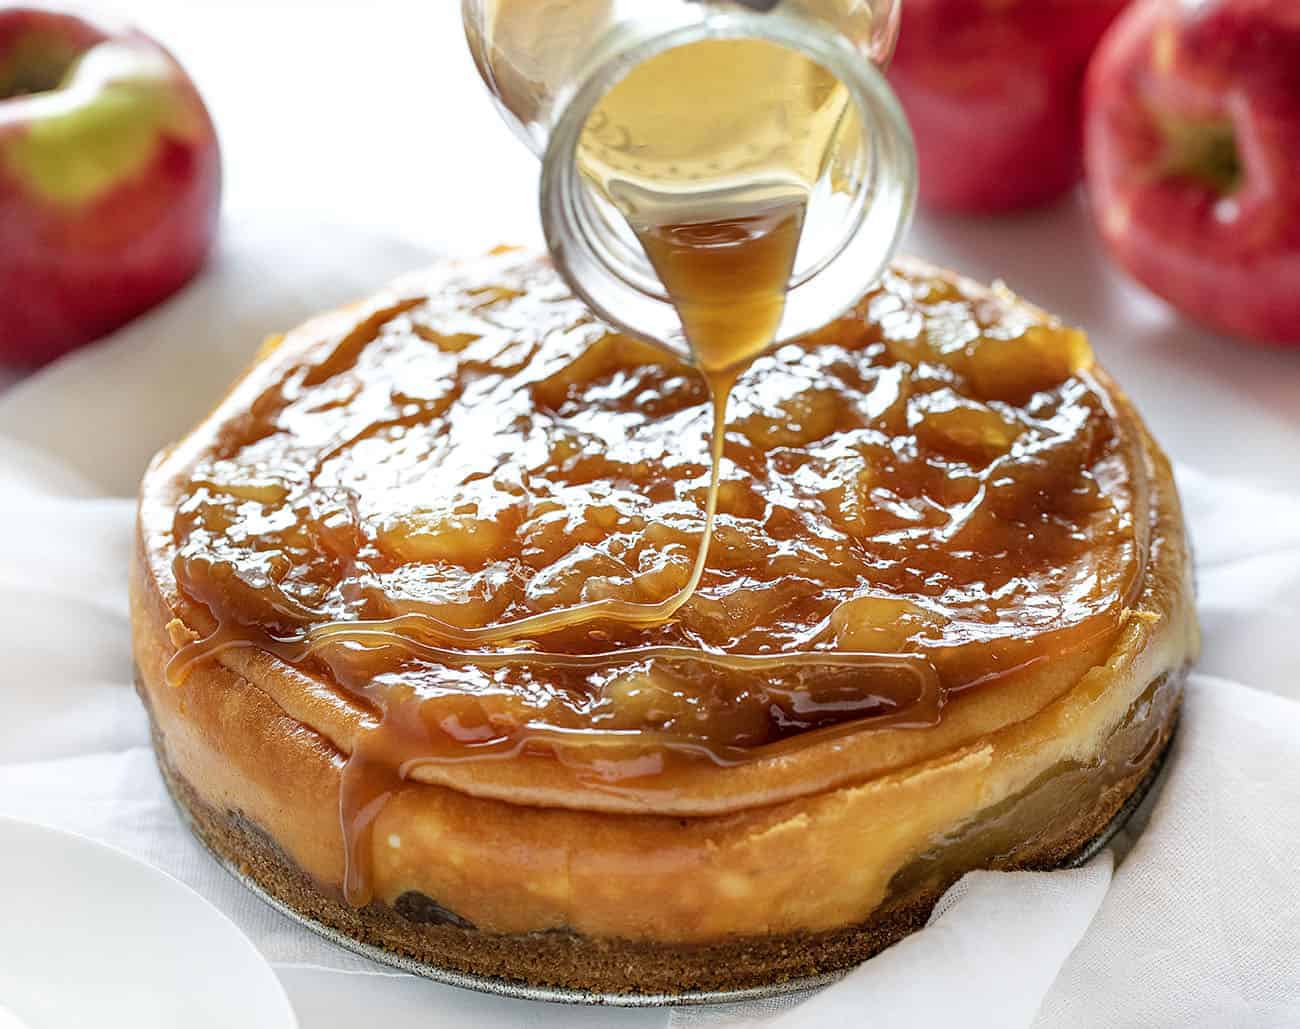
<box><xmin>375</xmin><ymin>370</ymin><xmax>732</xmax><ymax>643</ymax></box>
<box><xmin>169</xmin><ymin>623</ymin><xmax>945</xmax><ymax>791</ymax></box>
<box><xmin>332</xmin><ymin>637</ymin><xmax>943</xmax><ymax>905</ymax></box>
<box><xmin>327</xmin><ymin>627</ymin><xmax>943</xmax><ymax>904</ymax></box>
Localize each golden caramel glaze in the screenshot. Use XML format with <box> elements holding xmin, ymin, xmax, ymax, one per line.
<box><xmin>635</xmin><ymin>201</ymin><xmax>806</xmax><ymax>374</ymax></box>
<box><xmin>143</xmin><ymin>253</ymin><xmax>1153</xmax><ymax>826</ymax></box>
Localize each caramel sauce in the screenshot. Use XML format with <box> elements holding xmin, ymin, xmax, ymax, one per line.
<box><xmin>166</xmin><ymin>252</ymin><xmax>1141</xmax><ymax>904</ymax></box>
<box><xmin>635</xmin><ymin>201</ymin><xmax>806</xmax><ymax>377</ymax></box>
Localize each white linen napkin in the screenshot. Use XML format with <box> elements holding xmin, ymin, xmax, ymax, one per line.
<box><xmin>1</xmin><ymin>215</ymin><xmax>1298</xmax><ymax>1029</ymax></box>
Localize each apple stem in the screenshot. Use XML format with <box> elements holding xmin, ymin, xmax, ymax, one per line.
<box><xmin>1156</xmin><ymin>113</ymin><xmax>1243</xmax><ymax>194</ymax></box>
<box><xmin>0</xmin><ymin>41</ymin><xmax>82</xmax><ymax>101</ymax></box>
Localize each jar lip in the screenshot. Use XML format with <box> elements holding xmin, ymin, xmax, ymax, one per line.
<box><xmin>539</xmin><ymin>8</ymin><xmax>917</xmax><ymax>354</ymax></box>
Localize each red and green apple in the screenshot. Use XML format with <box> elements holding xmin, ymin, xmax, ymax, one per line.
<box><xmin>0</xmin><ymin>4</ymin><xmax>221</xmax><ymax>366</ymax></box>
<box><xmin>1085</xmin><ymin>0</ymin><xmax>1300</xmax><ymax>346</ymax></box>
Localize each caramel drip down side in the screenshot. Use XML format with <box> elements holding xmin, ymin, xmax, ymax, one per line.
<box><xmin>329</xmin><ymin>637</ymin><xmax>945</xmax><ymax>906</ymax></box>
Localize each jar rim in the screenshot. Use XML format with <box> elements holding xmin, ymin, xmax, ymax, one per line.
<box><xmin>539</xmin><ymin>7</ymin><xmax>917</xmax><ymax>357</ymax></box>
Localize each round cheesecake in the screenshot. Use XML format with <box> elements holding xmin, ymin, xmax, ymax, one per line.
<box><xmin>132</xmin><ymin>252</ymin><xmax>1198</xmax><ymax>996</ymax></box>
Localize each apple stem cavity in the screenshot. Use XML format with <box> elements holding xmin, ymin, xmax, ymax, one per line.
<box><xmin>1156</xmin><ymin>113</ymin><xmax>1243</xmax><ymax>195</ymax></box>
<box><xmin>0</xmin><ymin>34</ymin><xmax>82</xmax><ymax>101</ymax></box>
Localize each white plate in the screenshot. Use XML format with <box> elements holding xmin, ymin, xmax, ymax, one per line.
<box><xmin>0</xmin><ymin>817</ymin><xmax>297</xmax><ymax>1029</ymax></box>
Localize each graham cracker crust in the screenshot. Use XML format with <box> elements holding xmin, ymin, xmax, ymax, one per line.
<box><xmin>150</xmin><ymin>692</ymin><xmax>1180</xmax><ymax>999</ymax></box>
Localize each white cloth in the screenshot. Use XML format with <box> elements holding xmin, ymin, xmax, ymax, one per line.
<box><xmin>2</xmin><ymin>214</ymin><xmax>1299</xmax><ymax>1029</ymax></box>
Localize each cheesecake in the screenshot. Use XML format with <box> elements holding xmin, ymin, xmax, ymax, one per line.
<box><xmin>132</xmin><ymin>251</ymin><xmax>1198</xmax><ymax>995</ymax></box>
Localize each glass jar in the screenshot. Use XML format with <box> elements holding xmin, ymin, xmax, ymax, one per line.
<box><xmin>462</xmin><ymin>0</ymin><xmax>916</xmax><ymax>357</ymax></box>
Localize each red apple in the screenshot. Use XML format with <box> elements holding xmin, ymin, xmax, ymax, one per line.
<box><xmin>0</xmin><ymin>5</ymin><xmax>220</xmax><ymax>366</ymax></box>
<box><xmin>1085</xmin><ymin>0</ymin><xmax>1300</xmax><ymax>346</ymax></box>
<box><xmin>890</xmin><ymin>0</ymin><xmax>1130</xmax><ymax>213</ymax></box>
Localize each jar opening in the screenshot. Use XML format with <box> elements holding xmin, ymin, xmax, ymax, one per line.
<box><xmin>541</xmin><ymin>11</ymin><xmax>916</xmax><ymax>354</ymax></box>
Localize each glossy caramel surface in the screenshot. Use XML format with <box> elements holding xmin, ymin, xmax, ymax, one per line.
<box><xmin>167</xmin><ymin>252</ymin><xmax>1143</xmax><ymax>774</ymax></box>
<box><xmin>637</xmin><ymin>201</ymin><xmax>806</xmax><ymax>375</ymax></box>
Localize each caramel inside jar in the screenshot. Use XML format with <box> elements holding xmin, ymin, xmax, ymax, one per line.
<box><xmin>167</xmin><ymin>253</ymin><xmax>1144</xmax><ymax>803</ymax></box>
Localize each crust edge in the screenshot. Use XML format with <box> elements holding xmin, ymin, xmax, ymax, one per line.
<box><xmin>151</xmin><ymin>691</ymin><xmax>1180</xmax><ymax>997</ymax></box>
